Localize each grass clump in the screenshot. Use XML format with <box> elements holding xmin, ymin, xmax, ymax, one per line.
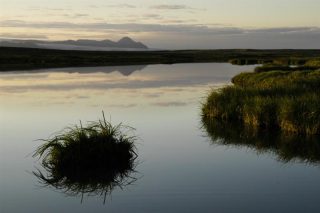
<box><xmin>33</xmin><ymin>112</ymin><xmax>138</xmax><ymax>202</ymax></box>
<box><xmin>202</xmin><ymin>70</ymin><xmax>320</xmax><ymax>135</ymax></box>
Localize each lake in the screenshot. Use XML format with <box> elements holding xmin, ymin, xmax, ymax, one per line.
<box><xmin>1</xmin><ymin>63</ymin><xmax>320</xmax><ymax>213</ymax></box>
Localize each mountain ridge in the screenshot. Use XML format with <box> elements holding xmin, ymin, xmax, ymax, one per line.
<box><xmin>0</xmin><ymin>37</ymin><xmax>148</xmax><ymax>51</ymax></box>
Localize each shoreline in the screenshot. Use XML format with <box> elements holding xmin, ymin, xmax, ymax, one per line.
<box><xmin>1</xmin><ymin>47</ymin><xmax>320</xmax><ymax>72</ymax></box>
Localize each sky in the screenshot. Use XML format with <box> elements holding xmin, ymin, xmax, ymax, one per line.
<box><xmin>0</xmin><ymin>0</ymin><xmax>320</xmax><ymax>49</ymax></box>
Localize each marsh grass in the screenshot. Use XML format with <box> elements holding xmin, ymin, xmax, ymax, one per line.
<box><xmin>305</xmin><ymin>58</ymin><xmax>320</xmax><ymax>67</ymax></box>
<box><xmin>229</xmin><ymin>57</ymin><xmax>311</xmax><ymax>66</ymax></box>
<box><xmin>252</xmin><ymin>58</ymin><xmax>320</xmax><ymax>73</ymax></box>
<box><xmin>202</xmin><ymin>70</ymin><xmax>320</xmax><ymax>135</ymax></box>
<box><xmin>33</xmin><ymin>112</ymin><xmax>138</xmax><ymax>203</ymax></box>
<box><xmin>254</xmin><ymin>65</ymin><xmax>320</xmax><ymax>73</ymax></box>
<box><xmin>202</xmin><ymin>118</ymin><xmax>320</xmax><ymax>163</ymax></box>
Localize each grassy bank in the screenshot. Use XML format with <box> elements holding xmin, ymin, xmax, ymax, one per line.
<box><xmin>305</xmin><ymin>58</ymin><xmax>320</xmax><ymax>67</ymax></box>
<box><xmin>1</xmin><ymin>47</ymin><xmax>320</xmax><ymax>71</ymax></box>
<box><xmin>202</xmin><ymin>70</ymin><xmax>320</xmax><ymax>135</ymax></box>
<box><xmin>254</xmin><ymin>65</ymin><xmax>320</xmax><ymax>73</ymax></box>
<box><xmin>229</xmin><ymin>57</ymin><xmax>309</xmax><ymax>66</ymax></box>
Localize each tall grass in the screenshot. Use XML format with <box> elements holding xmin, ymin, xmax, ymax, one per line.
<box><xmin>33</xmin><ymin>112</ymin><xmax>138</xmax><ymax>202</ymax></box>
<box><xmin>305</xmin><ymin>58</ymin><xmax>320</xmax><ymax>67</ymax></box>
<box><xmin>202</xmin><ymin>70</ymin><xmax>320</xmax><ymax>135</ymax></box>
<box><xmin>254</xmin><ymin>65</ymin><xmax>320</xmax><ymax>73</ymax></box>
<box><xmin>229</xmin><ymin>57</ymin><xmax>310</xmax><ymax>66</ymax></box>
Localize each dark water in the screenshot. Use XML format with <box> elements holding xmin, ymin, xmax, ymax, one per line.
<box><xmin>1</xmin><ymin>63</ymin><xmax>320</xmax><ymax>213</ymax></box>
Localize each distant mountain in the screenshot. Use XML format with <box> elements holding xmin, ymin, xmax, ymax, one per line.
<box><xmin>117</xmin><ymin>37</ymin><xmax>147</xmax><ymax>49</ymax></box>
<box><xmin>0</xmin><ymin>40</ymin><xmax>40</xmax><ymax>48</ymax></box>
<box><xmin>51</xmin><ymin>37</ymin><xmax>148</xmax><ymax>49</ymax></box>
<box><xmin>0</xmin><ymin>37</ymin><xmax>148</xmax><ymax>51</ymax></box>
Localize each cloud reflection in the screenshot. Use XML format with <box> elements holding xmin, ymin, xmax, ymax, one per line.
<box><xmin>0</xmin><ymin>63</ymin><xmax>252</xmax><ymax>108</ymax></box>
<box><xmin>151</xmin><ymin>101</ymin><xmax>188</xmax><ymax>107</ymax></box>
<box><xmin>0</xmin><ymin>64</ymin><xmax>243</xmax><ymax>94</ymax></box>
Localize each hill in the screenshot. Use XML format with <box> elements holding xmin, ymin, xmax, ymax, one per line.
<box><xmin>0</xmin><ymin>37</ymin><xmax>148</xmax><ymax>51</ymax></box>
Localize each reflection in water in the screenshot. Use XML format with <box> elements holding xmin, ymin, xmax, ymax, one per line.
<box><xmin>33</xmin><ymin>165</ymin><xmax>137</xmax><ymax>203</ymax></box>
<box><xmin>2</xmin><ymin>65</ymin><xmax>147</xmax><ymax>76</ymax></box>
<box><xmin>33</xmin><ymin>116</ymin><xmax>139</xmax><ymax>203</ymax></box>
<box><xmin>0</xmin><ymin>63</ymin><xmax>252</xmax><ymax>110</ymax></box>
<box><xmin>59</xmin><ymin>65</ymin><xmax>147</xmax><ymax>76</ymax></box>
<box><xmin>202</xmin><ymin>118</ymin><xmax>320</xmax><ymax>164</ymax></box>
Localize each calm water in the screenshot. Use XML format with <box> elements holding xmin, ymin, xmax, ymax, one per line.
<box><xmin>1</xmin><ymin>63</ymin><xmax>320</xmax><ymax>213</ymax></box>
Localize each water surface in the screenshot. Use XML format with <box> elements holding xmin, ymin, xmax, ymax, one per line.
<box><xmin>1</xmin><ymin>63</ymin><xmax>320</xmax><ymax>213</ymax></box>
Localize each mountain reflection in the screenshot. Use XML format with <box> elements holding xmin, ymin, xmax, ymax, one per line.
<box><xmin>202</xmin><ymin>118</ymin><xmax>320</xmax><ymax>164</ymax></box>
<box><xmin>3</xmin><ymin>65</ymin><xmax>147</xmax><ymax>76</ymax></box>
<box><xmin>65</xmin><ymin>65</ymin><xmax>147</xmax><ymax>76</ymax></box>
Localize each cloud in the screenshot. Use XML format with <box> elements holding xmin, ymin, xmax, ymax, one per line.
<box><xmin>142</xmin><ymin>14</ymin><xmax>163</xmax><ymax>20</ymax></box>
<box><xmin>73</xmin><ymin>13</ymin><xmax>89</xmax><ymax>17</ymax></box>
<box><xmin>160</xmin><ymin>19</ymin><xmax>197</xmax><ymax>24</ymax></box>
<box><xmin>107</xmin><ymin>4</ymin><xmax>136</xmax><ymax>8</ymax></box>
<box><xmin>61</xmin><ymin>94</ymin><xmax>90</xmax><ymax>100</ymax></box>
<box><xmin>57</xmin><ymin>13</ymin><xmax>90</xmax><ymax>18</ymax></box>
<box><xmin>106</xmin><ymin>104</ymin><xmax>137</xmax><ymax>108</ymax></box>
<box><xmin>0</xmin><ymin>32</ymin><xmax>48</xmax><ymax>39</ymax></box>
<box><xmin>1</xmin><ymin>19</ymin><xmax>320</xmax><ymax>48</ymax></box>
<box><xmin>1</xmin><ymin>20</ymin><xmax>27</xmax><ymax>26</ymax></box>
<box><xmin>143</xmin><ymin>93</ymin><xmax>162</xmax><ymax>98</ymax></box>
<box><xmin>2</xmin><ymin>19</ymin><xmax>319</xmax><ymax>37</ymax></box>
<box><xmin>88</xmin><ymin>4</ymin><xmax>136</xmax><ymax>9</ymax></box>
<box><xmin>248</xmin><ymin>27</ymin><xmax>320</xmax><ymax>34</ymax></box>
<box><xmin>0</xmin><ymin>20</ymin><xmax>243</xmax><ymax>35</ymax></box>
<box><xmin>29</xmin><ymin>7</ymin><xmax>68</xmax><ymax>11</ymax></box>
<box><xmin>151</xmin><ymin>101</ymin><xmax>188</xmax><ymax>107</ymax></box>
<box><xmin>150</xmin><ymin>4</ymin><xmax>190</xmax><ymax>10</ymax></box>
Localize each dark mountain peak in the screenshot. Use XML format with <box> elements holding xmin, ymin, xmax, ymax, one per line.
<box><xmin>117</xmin><ymin>37</ymin><xmax>148</xmax><ymax>49</ymax></box>
<box><xmin>101</xmin><ymin>39</ymin><xmax>113</xmax><ymax>42</ymax></box>
<box><xmin>118</xmin><ymin>37</ymin><xmax>134</xmax><ymax>43</ymax></box>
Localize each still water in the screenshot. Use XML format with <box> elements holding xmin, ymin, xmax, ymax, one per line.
<box><xmin>1</xmin><ymin>63</ymin><xmax>320</xmax><ymax>213</ymax></box>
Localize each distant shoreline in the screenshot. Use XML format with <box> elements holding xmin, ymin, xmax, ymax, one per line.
<box><xmin>0</xmin><ymin>47</ymin><xmax>319</xmax><ymax>71</ymax></box>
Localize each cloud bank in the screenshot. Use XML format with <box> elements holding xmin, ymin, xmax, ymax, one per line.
<box><xmin>2</xmin><ymin>20</ymin><xmax>319</xmax><ymax>35</ymax></box>
<box><xmin>1</xmin><ymin>19</ymin><xmax>320</xmax><ymax>49</ymax></box>
<box><xmin>150</xmin><ymin>5</ymin><xmax>190</xmax><ymax>10</ymax></box>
